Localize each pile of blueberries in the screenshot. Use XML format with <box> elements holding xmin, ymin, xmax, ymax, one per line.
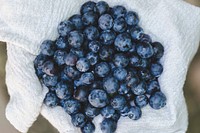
<box><xmin>34</xmin><ymin>1</ymin><xmax>167</xmax><ymax>133</ymax></box>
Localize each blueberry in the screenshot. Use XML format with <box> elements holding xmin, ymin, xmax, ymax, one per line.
<box><xmin>68</xmin><ymin>30</ymin><xmax>84</xmax><ymax>48</ymax></box>
<box><xmin>125</xmin><ymin>71</ymin><xmax>139</xmax><ymax>88</ymax></box>
<box><xmin>70</xmin><ymin>48</ymin><xmax>85</xmax><ymax>58</ymax></box>
<box><xmin>118</xmin><ymin>83</ymin><xmax>130</xmax><ymax>95</ymax></box>
<box><xmin>71</xmin><ymin>113</ymin><xmax>87</xmax><ymax>127</ymax></box>
<box><xmin>55</xmin><ymin>81</ymin><xmax>72</xmax><ymax>99</ymax></box>
<box><xmin>113</xmin><ymin>68</ymin><xmax>127</xmax><ymax>81</ymax></box>
<box><xmin>60</xmin><ymin>71</ymin><xmax>72</xmax><ymax>82</ymax></box>
<box><xmin>69</xmin><ymin>14</ymin><xmax>84</xmax><ymax>30</ymax></box>
<box><xmin>62</xmin><ymin>99</ymin><xmax>81</xmax><ymax>115</ymax></box>
<box><xmin>42</xmin><ymin>74</ymin><xmax>58</xmax><ymax>87</ymax></box>
<box><xmin>98</xmin><ymin>14</ymin><xmax>113</xmax><ymax>30</ymax></box>
<box><xmin>131</xmin><ymin>81</ymin><xmax>146</xmax><ymax>95</ymax></box>
<box><xmin>149</xmin><ymin>91</ymin><xmax>166</xmax><ymax>109</ymax></box>
<box><xmin>108</xmin><ymin>62</ymin><xmax>116</xmax><ymax>70</ymax></box>
<box><xmin>64</xmin><ymin>53</ymin><xmax>78</xmax><ymax>66</ymax></box>
<box><xmin>86</xmin><ymin>52</ymin><xmax>98</xmax><ymax>65</ymax></box>
<box><xmin>99</xmin><ymin>46</ymin><xmax>114</xmax><ymax>61</ymax></box>
<box><xmin>95</xmin><ymin>62</ymin><xmax>110</xmax><ymax>77</ymax></box>
<box><xmin>96</xmin><ymin>1</ymin><xmax>109</xmax><ymax>15</ymax></box>
<box><xmin>85</xmin><ymin>104</ymin><xmax>100</xmax><ymax>118</ymax></box>
<box><xmin>139</xmin><ymin>33</ymin><xmax>152</xmax><ymax>44</ymax></box>
<box><xmin>56</xmin><ymin>36</ymin><xmax>68</xmax><ymax>49</ymax></box>
<box><xmin>84</xmin><ymin>26</ymin><xmax>100</xmax><ymax>40</ymax></box>
<box><xmin>82</xmin><ymin>11</ymin><xmax>98</xmax><ymax>26</ymax></box>
<box><xmin>79</xmin><ymin>72</ymin><xmax>94</xmax><ymax>85</ymax></box>
<box><xmin>53</xmin><ymin>50</ymin><xmax>67</xmax><ymax>65</ymax></box>
<box><xmin>113</xmin><ymin>17</ymin><xmax>127</xmax><ymax>33</ymax></box>
<box><xmin>130</xmin><ymin>26</ymin><xmax>144</xmax><ymax>40</ymax></box>
<box><xmin>91</xmin><ymin>81</ymin><xmax>103</xmax><ymax>89</ymax></box>
<box><xmin>111</xmin><ymin>95</ymin><xmax>126</xmax><ymax>110</ymax></box>
<box><xmin>34</xmin><ymin>54</ymin><xmax>48</xmax><ymax>69</ymax></box>
<box><xmin>74</xmin><ymin>86</ymin><xmax>89</xmax><ymax>102</ymax></box>
<box><xmin>147</xmin><ymin>80</ymin><xmax>160</xmax><ymax>94</ymax></box>
<box><xmin>42</xmin><ymin>60</ymin><xmax>57</xmax><ymax>76</ymax></box>
<box><xmin>81</xmin><ymin>121</ymin><xmax>95</xmax><ymax>133</ymax></box>
<box><xmin>152</xmin><ymin>42</ymin><xmax>164</xmax><ymax>59</ymax></box>
<box><xmin>138</xmin><ymin>69</ymin><xmax>152</xmax><ymax>81</ymax></box>
<box><xmin>99</xmin><ymin>30</ymin><xmax>116</xmax><ymax>45</ymax></box>
<box><xmin>125</xmin><ymin>11</ymin><xmax>139</xmax><ymax>26</ymax></box>
<box><xmin>80</xmin><ymin>1</ymin><xmax>97</xmax><ymax>14</ymax></box>
<box><xmin>129</xmin><ymin>54</ymin><xmax>141</xmax><ymax>67</ymax></box>
<box><xmin>128</xmin><ymin>106</ymin><xmax>142</xmax><ymax>120</ymax></box>
<box><xmin>111</xmin><ymin>111</ymin><xmax>121</xmax><ymax>121</ymax></box>
<box><xmin>113</xmin><ymin>53</ymin><xmax>129</xmax><ymax>67</ymax></box>
<box><xmin>120</xmin><ymin>105</ymin><xmax>130</xmax><ymax>117</ymax></box>
<box><xmin>44</xmin><ymin>92</ymin><xmax>58</xmax><ymax>107</ymax></box>
<box><xmin>88</xmin><ymin>89</ymin><xmax>108</xmax><ymax>108</ymax></box>
<box><xmin>58</xmin><ymin>20</ymin><xmax>75</xmax><ymax>36</ymax></box>
<box><xmin>100</xmin><ymin>118</ymin><xmax>117</xmax><ymax>133</ymax></box>
<box><xmin>35</xmin><ymin>68</ymin><xmax>44</xmax><ymax>78</ymax></box>
<box><xmin>135</xmin><ymin>95</ymin><xmax>148</xmax><ymax>108</ymax></box>
<box><xmin>88</xmin><ymin>41</ymin><xmax>101</xmax><ymax>53</ymax></box>
<box><xmin>40</xmin><ymin>40</ymin><xmax>55</xmax><ymax>56</ymax></box>
<box><xmin>136</xmin><ymin>42</ymin><xmax>154</xmax><ymax>58</ymax></box>
<box><xmin>114</xmin><ymin>33</ymin><xmax>132</xmax><ymax>52</ymax></box>
<box><xmin>150</xmin><ymin>62</ymin><xmax>163</xmax><ymax>77</ymax></box>
<box><xmin>129</xmin><ymin>43</ymin><xmax>136</xmax><ymax>53</ymax></box>
<box><xmin>111</xmin><ymin>5</ymin><xmax>127</xmax><ymax>19</ymax></box>
<box><xmin>125</xmin><ymin>91</ymin><xmax>134</xmax><ymax>101</ymax></box>
<box><xmin>101</xmin><ymin>105</ymin><xmax>115</xmax><ymax>118</ymax></box>
<box><xmin>64</xmin><ymin>66</ymin><xmax>80</xmax><ymax>79</ymax></box>
<box><xmin>103</xmin><ymin>77</ymin><xmax>119</xmax><ymax>94</ymax></box>
<box><xmin>76</xmin><ymin>58</ymin><xmax>90</xmax><ymax>72</ymax></box>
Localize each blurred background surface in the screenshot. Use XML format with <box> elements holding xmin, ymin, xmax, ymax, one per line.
<box><xmin>0</xmin><ymin>0</ymin><xmax>199</xmax><ymax>133</ymax></box>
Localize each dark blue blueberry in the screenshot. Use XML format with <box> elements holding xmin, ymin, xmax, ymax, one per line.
<box><xmin>99</xmin><ymin>30</ymin><xmax>116</xmax><ymax>45</ymax></box>
<box><xmin>135</xmin><ymin>95</ymin><xmax>148</xmax><ymax>108</ymax></box>
<box><xmin>136</xmin><ymin>42</ymin><xmax>154</xmax><ymax>58</ymax></box>
<box><xmin>53</xmin><ymin>50</ymin><xmax>67</xmax><ymax>65</ymax></box>
<box><xmin>42</xmin><ymin>74</ymin><xmax>58</xmax><ymax>87</ymax></box>
<box><xmin>108</xmin><ymin>62</ymin><xmax>116</xmax><ymax>70</ymax></box>
<box><xmin>85</xmin><ymin>104</ymin><xmax>100</xmax><ymax>118</ymax></box>
<box><xmin>74</xmin><ymin>86</ymin><xmax>89</xmax><ymax>102</ymax></box>
<box><xmin>88</xmin><ymin>89</ymin><xmax>108</xmax><ymax>108</ymax></box>
<box><xmin>120</xmin><ymin>105</ymin><xmax>130</xmax><ymax>117</ymax></box>
<box><xmin>81</xmin><ymin>121</ymin><xmax>95</xmax><ymax>133</ymax></box>
<box><xmin>60</xmin><ymin>71</ymin><xmax>72</xmax><ymax>82</ymax></box>
<box><xmin>96</xmin><ymin>1</ymin><xmax>109</xmax><ymax>15</ymax></box>
<box><xmin>42</xmin><ymin>60</ymin><xmax>57</xmax><ymax>76</ymax></box>
<box><xmin>80</xmin><ymin>1</ymin><xmax>97</xmax><ymax>14</ymax></box>
<box><xmin>101</xmin><ymin>105</ymin><xmax>115</xmax><ymax>118</ymax></box>
<box><xmin>95</xmin><ymin>62</ymin><xmax>110</xmax><ymax>77</ymax></box>
<box><xmin>125</xmin><ymin>91</ymin><xmax>134</xmax><ymax>101</ymax></box>
<box><xmin>113</xmin><ymin>53</ymin><xmax>129</xmax><ymax>67</ymax></box>
<box><xmin>129</xmin><ymin>43</ymin><xmax>136</xmax><ymax>53</ymax></box>
<box><xmin>69</xmin><ymin>14</ymin><xmax>84</xmax><ymax>30</ymax></box>
<box><xmin>114</xmin><ymin>33</ymin><xmax>132</xmax><ymax>52</ymax></box>
<box><xmin>70</xmin><ymin>48</ymin><xmax>85</xmax><ymax>58</ymax></box>
<box><xmin>44</xmin><ymin>92</ymin><xmax>58</xmax><ymax>107</ymax></box>
<box><xmin>130</xmin><ymin>26</ymin><xmax>144</xmax><ymax>40</ymax></box>
<box><xmin>113</xmin><ymin>17</ymin><xmax>127</xmax><ymax>33</ymax></box>
<box><xmin>79</xmin><ymin>72</ymin><xmax>94</xmax><ymax>85</ymax></box>
<box><xmin>99</xmin><ymin>46</ymin><xmax>114</xmax><ymax>61</ymax></box>
<box><xmin>147</xmin><ymin>80</ymin><xmax>160</xmax><ymax>94</ymax></box>
<box><xmin>40</xmin><ymin>40</ymin><xmax>55</xmax><ymax>56</ymax></box>
<box><xmin>138</xmin><ymin>69</ymin><xmax>152</xmax><ymax>81</ymax></box>
<box><xmin>131</xmin><ymin>81</ymin><xmax>146</xmax><ymax>95</ymax></box>
<box><xmin>100</xmin><ymin>118</ymin><xmax>117</xmax><ymax>133</ymax></box>
<box><xmin>129</xmin><ymin>99</ymin><xmax>136</xmax><ymax>107</ymax></box>
<box><xmin>57</xmin><ymin>20</ymin><xmax>75</xmax><ymax>36</ymax></box>
<box><xmin>118</xmin><ymin>83</ymin><xmax>130</xmax><ymax>95</ymax></box>
<box><xmin>86</xmin><ymin>52</ymin><xmax>98</xmax><ymax>65</ymax></box>
<box><xmin>56</xmin><ymin>36</ymin><xmax>68</xmax><ymax>49</ymax></box>
<box><xmin>129</xmin><ymin>54</ymin><xmax>141</xmax><ymax>67</ymax></box>
<box><xmin>34</xmin><ymin>54</ymin><xmax>48</xmax><ymax>69</ymax></box>
<box><xmin>35</xmin><ymin>68</ymin><xmax>44</xmax><ymax>78</ymax></box>
<box><xmin>64</xmin><ymin>66</ymin><xmax>80</xmax><ymax>79</ymax></box>
<box><xmin>149</xmin><ymin>91</ymin><xmax>166</xmax><ymax>109</ymax></box>
<box><xmin>152</xmin><ymin>42</ymin><xmax>164</xmax><ymax>59</ymax></box>
<box><xmin>62</xmin><ymin>99</ymin><xmax>81</xmax><ymax>115</ymax></box>
<box><xmin>111</xmin><ymin>95</ymin><xmax>126</xmax><ymax>110</ymax></box>
<box><xmin>103</xmin><ymin>77</ymin><xmax>119</xmax><ymax>94</ymax></box>
<box><xmin>128</xmin><ymin>106</ymin><xmax>142</xmax><ymax>120</ymax></box>
<box><xmin>139</xmin><ymin>59</ymin><xmax>150</xmax><ymax>68</ymax></box>
<box><xmin>98</xmin><ymin>14</ymin><xmax>113</xmax><ymax>30</ymax></box>
<box><xmin>68</xmin><ymin>30</ymin><xmax>84</xmax><ymax>48</ymax></box>
<box><xmin>76</xmin><ymin>58</ymin><xmax>90</xmax><ymax>72</ymax></box>
<box><xmin>125</xmin><ymin>11</ymin><xmax>139</xmax><ymax>26</ymax></box>
<box><xmin>150</xmin><ymin>62</ymin><xmax>163</xmax><ymax>77</ymax></box>
<box><xmin>88</xmin><ymin>41</ymin><xmax>101</xmax><ymax>53</ymax></box>
<box><xmin>82</xmin><ymin>11</ymin><xmax>98</xmax><ymax>26</ymax></box>
<box><xmin>113</xmin><ymin>68</ymin><xmax>127</xmax><ymax>81</ymax></box>
<box><xmin>64</xmin><ymin>53</ymin><xmax>78</xmax><ymax>66</ymax></box>
<box><xmin>139</xmin><ymin>33</ymin><xmax>152</xmax><ymax>43</ymax></box>
<box><xmin>55</xmin><ymin>81</ymin><xmax>72</xmax><ymax>99</ymax></box>
<box><xmin>71</xmin><ymin>113</ymin><xmax>87</xmax><ymax>127</ymax></box>
<box><xmin>84</xmin><ymin>26</ymin><xmax>100</xmax><ymax>40</ymax></box>
<box><xmin>111</xmin><ymin>111</ymin><xmax>121</xmax><ymax>121</ymax></box>
<box><xmin>111</xmin><ymin>5</ymin><xmax>127</xmax><ymax>19</ymax></box>
<box><xmin>125</xmin><ymin>71</ymin><xmax>139</xmax><ymax>88</ymax></box>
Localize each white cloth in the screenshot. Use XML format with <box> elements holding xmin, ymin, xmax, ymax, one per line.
<box><xmin>0</xmin><ymin>0</ymin><xmax>200</xmax><ymax>133</ymax></box>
